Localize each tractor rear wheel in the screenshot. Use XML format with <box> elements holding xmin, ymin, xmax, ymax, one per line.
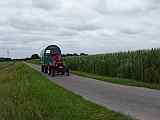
<box><xmin>62</xmin><ymin>71</ymin><xmax>65</xmax><ymax>75</ymax></box>
<box><xmin>51</xmin><ymin>68</ymin><xmax>55</xmax><ymax>77</ymax></box>
<box><xmin>66</xmin><ymin>69</ymin><xmax>69</xmax><ymax>76</ymax></box>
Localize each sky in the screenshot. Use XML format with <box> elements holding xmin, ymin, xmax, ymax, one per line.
<box><xmin>0</xmin><ymin>0</ymin><xmax>160</xmax><ymax>58</ymax></box>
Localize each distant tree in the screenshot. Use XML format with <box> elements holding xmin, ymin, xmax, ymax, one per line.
<box><xmin>62</xmin><ymin>53</ymin><xmax>79</xmax><ymax>57</ymax></box>
<box><xmin>73</xmin><ymin>53</ymin><xmax>79</xmax><ymax>56</ymax></box>
<box><xmin>30</xmin><ymin>54</ymin><xmax>40</xmax><ymax>59</ymax></box>
<box><xmin>80</xmin><ymin>53</ymin><xmax>88</xmax><ymax>56</ymax></box>
<box><xmin>61</xmin><ymin>54</ymin><xmax>65</xmax><ymax>57</ymax></box>
<box><xmin>0</xmin><ymin>57</ymin><xmax>12</xmax><ymax>62</ymax></box>
<box><xmin>24</xmin><ymin>58</ymin><xmax>31</xmax><ymax>61</ymax></box>
<box><xmin>65</xmin><ymin>54</ymin><xmax>73</xmax><ymax>57</ymax></box>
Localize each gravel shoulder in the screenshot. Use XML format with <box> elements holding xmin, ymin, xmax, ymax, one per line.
<box><xmin>26</xmin><ymin>62</ymin><xmax>160</xmax><ymax>120</ymax></box>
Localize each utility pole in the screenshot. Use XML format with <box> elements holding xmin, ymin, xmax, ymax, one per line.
<box><xmin>0</xmin><ymin>48</ymin><xmax>6</xmax><ymax>58</ymax></box>
<box><xmin>0</xmin><ymin>48</ymin><xmax>14</xmax><ymax>58</ymax></box>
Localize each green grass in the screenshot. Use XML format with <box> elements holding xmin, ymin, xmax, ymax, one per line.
<box><xmin>26</xmin><ymin>59</ymin><xmax>41</xmax><ymax>65</ymax></box>
<box><xmin>0</xmin><ymin>62</ymin><xmax>132</xmax><ymax>120</ymax></box>
<box><xmin>72</xmin><ymin>71</ymin><xmax>160</xmax><ymax>90</ymax></box>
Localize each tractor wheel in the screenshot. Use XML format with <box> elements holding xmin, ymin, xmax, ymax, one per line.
<box><xmin>66</xmin><ymin>69</ymin><xmax>69</xmax><ymax>76</ymax></box>
<box><xmin>41</xmin><ymin>65</ymin><xmax>44</xmax><ymax>72</ymax></box>
<box><xmin>62</xmin><ymin>71</ymin><xmax>65</xmax><ymax>75</ymax></box>
<box><xmin>48</xmin><ymin>66</ymin><xmax>51</xmax><ymax>75</ymax></box>
<box><xmin>45</xmin><ymin>66</ymin><xmax>48</xmax><ymax>74</ymax></box>
<box><xmin>51</xmin><ymin>68</ymin><xmax>55</xmax><ymax>77</ymax></box>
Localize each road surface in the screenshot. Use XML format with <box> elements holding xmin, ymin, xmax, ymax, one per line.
<box><xmin>26</xmin><ymin>63</ymin><xmax>160</xmax><ymax>120</ymax></box>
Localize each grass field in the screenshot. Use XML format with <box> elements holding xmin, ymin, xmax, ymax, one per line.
<box><xmin>26</xmin><ymin>59</ymin><xmax>41</xmax><ymax>65</ymax></box>
<box><xmin>0</xmin><ymin>62</ymin><xmax>132</xmax><ymax>120</ymax></box>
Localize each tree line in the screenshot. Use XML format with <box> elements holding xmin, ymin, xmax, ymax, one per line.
<box><xmin>0</xmin><ymin>58</ymin><xmax>12</xmax><ymax>62</ymax></box>
<box><xmin>62</xmin><ymin>53</ymin><xmax>88</xmax><ymax>57</ymax></box>
<box><xmin>64</xmin><ymin>48</ymin><xmax>160</xmax><ymax>84</ymax></box>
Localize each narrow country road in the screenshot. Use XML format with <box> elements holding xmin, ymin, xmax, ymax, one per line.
<box><xmin>26</xmin><ymin>63</ymin><xmax>160</xmax><ymax>120</ymax></box>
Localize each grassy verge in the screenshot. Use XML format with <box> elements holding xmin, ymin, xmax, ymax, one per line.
<box><xmin>26</xmin><ymin>59</ymin><xmax>41</xmax><ymax>65</ymax></box>
<box><xmin>0</xmin><ymin>62</ymin><xmax>132</xmax><ymax>120</ymax></box>
<box><xmin>72</xmin><ymin>71</ymin><xmax>160</xmax><ymax>90</ymax></box>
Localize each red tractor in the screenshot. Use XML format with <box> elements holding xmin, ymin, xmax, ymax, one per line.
<box><xmin>41</xmin><ymin>45</ymin><xmax>69</xmax><ymax>76</ymax></box>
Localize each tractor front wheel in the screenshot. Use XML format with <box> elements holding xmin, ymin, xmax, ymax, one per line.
<box><xmin>41</xmin><ymin>65</ymin><xmax>44</xmax><ymax>72</ymax></box>
<box><xmin>45</xmin><ymin>66</ymin><xmax>48</xmax><ymax>74</ymax></box>
<box><xmin>48</xmin><ymin>66</ymin><xmax>52</xmax><ymax>75</ymax></box>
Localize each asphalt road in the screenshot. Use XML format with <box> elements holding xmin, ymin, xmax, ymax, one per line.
<box><xmin>26</xmin><ymin>63</ymin><xmax>160</xmax><ymax>120</ymax></box>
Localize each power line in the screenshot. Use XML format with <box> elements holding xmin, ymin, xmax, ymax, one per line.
<box><xmin>0</xmin><ymin>48</ymin><xmax>15</xmax><ymax>58</ymax></box>
<box><xmin>7</xmin><ymin>49</ymin><xmax>9</xmax><ymax>58</ymax></box>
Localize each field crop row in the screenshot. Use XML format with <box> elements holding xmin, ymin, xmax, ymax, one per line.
<box><xmin>64</xmin><ymin>48</ymin><xmax>160</xmax><ymax>84</ymax></box>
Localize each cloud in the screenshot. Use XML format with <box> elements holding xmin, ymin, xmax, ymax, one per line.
<box><xmin>96</xmin><ymin>0</ymin><xmax>159</xmax><ymax>13</ymax></box>
<box><xmin>32</xmin><ymin>0</ymin><xmax>61</xmax><ymax>10</ymax></box>
<box><xmin>0</xmin><ymin>0</ymin><xmax>160</xmax><ymax>58</ymax></box>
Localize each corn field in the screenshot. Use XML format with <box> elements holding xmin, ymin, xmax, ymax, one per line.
<box><xmin>64</xmin><ymin>48</ymin><xmax>160</xmax><ymax>84</ymax></box>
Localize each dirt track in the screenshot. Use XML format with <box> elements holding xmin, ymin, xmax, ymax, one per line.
<box><xmin>26</xmin><ymin>62</ymin><xmax>160</xmax><ymax>120</ymax></box>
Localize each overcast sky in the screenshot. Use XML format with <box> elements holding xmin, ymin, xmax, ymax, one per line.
<box><xmin>0</xmin><ymin>0</ymin><xmax>160</xmax><ymax>58</ymax></box>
